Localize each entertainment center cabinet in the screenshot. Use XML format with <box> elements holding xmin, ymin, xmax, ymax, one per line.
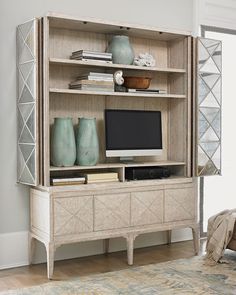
<box><xmin>17</xmin><ymin>13</ymin><xmax>222</xmax><ymax>278</ymax></box>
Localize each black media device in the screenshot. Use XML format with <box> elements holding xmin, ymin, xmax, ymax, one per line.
<box><xmin>125</xmin><ymin>166</ymin><xmax>170</xmax><ymax>181</ymax></box>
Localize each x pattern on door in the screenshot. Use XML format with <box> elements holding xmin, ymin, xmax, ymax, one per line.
<box><xmin>197</xmin><ymin>38</ymin><xmax>222</xmax><ymax>176</ymax></box>
<box><xmin>16</xmin><ymin>19</ymin><xmax>38</xmax><ymax>185</ymax></box>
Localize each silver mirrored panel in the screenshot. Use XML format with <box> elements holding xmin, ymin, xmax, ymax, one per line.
<box><xmin>19</xmin><ymin>126</ymin><xmax>34</xmax><ymax>144</ymax></box>
<box><xmin>200</xmin><ymin>92</ymin><xmax>219</xmax><ymax>108</ymax></box>
<box><xmin>200</xmin><ymin>107</ymin><xmax>219</xmax><ymax>125</ymax></box>
<box><xmin>18</xmin><ymin>103</ymin><xmax>34</xmax><ymax>122</ymax></box>
<box><xmin>212</xmin><ymin>43</ymin><xmax>222</xmax><ymax>70</ymax></box>
<box><xmin>201</xmin><ymin>73</ymin><xmax>220</xmax><ymax>89</ymax></box>
<box><xmin>18</xmin><ymin>20</ymin><xmax>34</xmax><ymax>41</ymax></box>
<box><xmin>200</xmin><ymin>56</ymin><xmax>220</xmax><ymax>73</ymax></box>
<box><xmin>212</xmin><ymin>146</ymin><xmax>221</xmax><ymax>169</ymax></box>
<box><xmin>27</xmin><ymin>149</ymin><xmax>36</xmax><ymax>179</ymax></box>
<box><xmin>19</xmin><ymin>85</ymin><xmax>34</xmax><ymax>103</ymax></box>
<box><xmin>19</xmin><ymin>62</ymin><xmax>34</xmax><ymax>81</ymax></box>
<box><xmin>200</xmin><ymin>142</ymin><xmax>219</xmax><ymax>158</ymax></box>
<box><xmin>197</xmin><ymin>38</ymin><xmax>222</xmax><ymax>176</ymax></box>
<box><xmin>198</xmin><ymin>111</ymin><xmax>209</xmax><ymax>139</ymax></box>
<box><xmin>26</xmin><ymin>108</ymin><xmax>35</xmax><ymax>138</ymax></box>
<box><xmin>200</xmin><ymin>126</ymin><xmax>218</xmax><ymax>142</ymax></box>
<box><xmin>211</xmin><ymin>112</ymin><xmax>221</xmax><ymax>138</ymax></box>
<box><xmin>20</xmin><ymin>165</ymin><xmax>34</xmax><ymax>184</ymax></box>
<box><xmin>201</xmin><ymin>38</ymin><xmax>220</xmax><ymax>49</ymax></box>
<box><xmin>17</xmin><ymin>19</ymin><xmax>38</xmax><ymax>185</ymax></box>
<box><xmin>211</xmin><ymin>78</ymin><xmax>221</xmax><ymax>104</ymax></box>
<box><xmin>199</xmin><ymin>41</ymin><xmax>210</xmax><ymax>69</ymax></box>
<box><xmin>199</xmin><ymin>77</ymin><xmax>210</xmax><ymax>104</ymax></box>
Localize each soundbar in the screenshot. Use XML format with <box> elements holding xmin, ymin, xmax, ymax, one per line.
<box><xmin>125</xmin><ymin>166</ymin><xmax>170</xmax><ymax>181</ymax></box>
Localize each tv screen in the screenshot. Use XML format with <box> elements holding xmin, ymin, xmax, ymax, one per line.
<box><xmin>105</xmin><ymin>109</ymin><xmax>162</xmax><ymax>157</ymax></box>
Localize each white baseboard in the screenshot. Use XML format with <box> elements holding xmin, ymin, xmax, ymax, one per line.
<box><xmin>0</xmin><ymin>228</ymin><xmax>192</xmax><ymax>270</ymax></box>
<box><xmin>0</xmin><ymin>231</ymin><xmax>29</xmax><ymax>269</ymax></box>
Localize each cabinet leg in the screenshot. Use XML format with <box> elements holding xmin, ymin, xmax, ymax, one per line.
<box><xmin>126</xmin><ymin>234</ymin><xmax>136</xmax><ymax>265</ymax></box>
<box><xmin>103</xmin><ymin>239</ymin><xmax>109</xmax><ymax>255</ymax></box>
<box><xmin>166</xmin><ymin>230</ymin><xmax>172</xmax><ymax>245</ymax></box>
<box><xmin>191</xmin><ymin>226</ymin><xmax>200</xmax><ymax>255</ymax></box>
<box><xmin>45</xmin><ymin>242</ymin><xmax>55</xmax><ymax>279</ymax></box>
<box><xmin>28</xmin><ymin>233</ymin><xmax>36</xmax><ymax>265</ymax></box>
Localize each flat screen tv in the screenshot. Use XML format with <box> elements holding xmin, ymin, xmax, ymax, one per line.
<box><xmin>105</xmin><ymin>109</ymin><xmax>162</xmax><ymax>159</ymax></box>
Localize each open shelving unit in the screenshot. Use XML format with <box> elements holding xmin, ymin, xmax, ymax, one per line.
<box><xmin>50</xmin><ymin>160</ymin><xmax>186</xmax><ymax>183</ymax></box>
<box><xmin>44</xmin><ymin>13</ymin><xmax>192</xmax><ymax>187</ymax></box>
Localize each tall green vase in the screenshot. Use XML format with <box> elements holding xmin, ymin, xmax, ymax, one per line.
<box><xmin>51</xmin><ymin>118</ymin><xmax>76</xmax><ymax>167</ymax></box>
<box><xmin>76</xmin><ymin>118</ymin><xmax>99</xmax><ymax>166</ymax></box>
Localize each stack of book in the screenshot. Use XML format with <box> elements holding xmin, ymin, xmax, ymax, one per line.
<box><xmin>70</xmin><ymin>50</ymin><xmax>112</xmax><ymax>64</ymax></box>
<box><xmin>85</xmin><ymin>172</ymin><xmax>119</xmax><ymax>184</ymax></box>
<box><xmin>51</xmin><ymin>176</ymin><xmax>86</xmax><ymax>186</ymax></box>
<box><xmin>127</xmin><ymin>89</ymin><xmax>167</xmax><ymax>94</ymax></box>
<box><xmin>69</xmin><ymin>72</ymin><xmax>114</xmax><ymax>92</ymax></box>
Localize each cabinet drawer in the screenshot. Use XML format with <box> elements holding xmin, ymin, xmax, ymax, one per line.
<box><xmin>94</xmin><ymin>193</ymin><xmax>130</xmax><ymax>231</ymax></box>
<box><xmin>54</xmin><ymin>195</ymin><xmax>93</xmax><ymax>236</ymax></box>
<box><xmin>131</xmin><ymin>190</ymin><xmax>164</xmax><ymax>226</ymax></box>
<box><xmin>164</xmin><ymin>187</ymin><xmax>195</xmax><ymax>222</ymax></box>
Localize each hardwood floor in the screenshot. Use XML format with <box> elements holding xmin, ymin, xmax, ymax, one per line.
<box><xmin>0</xmin><ymin>239</ymin><xmax>206</xmax><ymax>292</ymax></box>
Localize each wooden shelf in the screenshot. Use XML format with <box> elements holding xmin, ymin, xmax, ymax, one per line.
<box><xmin>48</xmin><ymin>13</ymin><xmax>189</xmax><ymax>40</ymax></box>
<box><xmin>50</xmin><ymin>161</ymin><xmax>186</xmax><ymax>172</ymax></box>
<box><xmin>50</xmin><ymin>88</ymin><xmax>186</xmax><ymax>99</ymax></box>
<box><xmin>48</xmin><ymin>176</ymin><xmax>193</xmax><ymax>192</ymax></box>
<box><xmin>49</xmin><ymin>58</ymin><xmax>186</xmax><ymax>74</ymax></box>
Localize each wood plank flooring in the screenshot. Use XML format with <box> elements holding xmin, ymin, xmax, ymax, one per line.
<box><xmin>0</xmin><ymin>240</ymin><xmax>206</xmax><ymax>292</ymax></box>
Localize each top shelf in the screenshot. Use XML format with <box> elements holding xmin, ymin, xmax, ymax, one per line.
<box><xmin>48</xmin><ymin>13</ymin><xmax>190</xmax><ymax>41</ymax></box>
<box><xmin>49</xmin><ymin>58</ymin><xmax>186</xmax><ymax>74</ymax></box>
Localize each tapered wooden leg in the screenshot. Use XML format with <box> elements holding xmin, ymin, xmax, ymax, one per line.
<box><xmin>28</xmin><ymin>233</ymin><xmax>36</xmax><ymax>265</ymax></box>
<box><xmin>126</xmin><ymin>234</ymin><xmax>136</xmax><ymax>265</ymax></box>
<box><xmin>191</xmin><ymin>226</ymin><xmax>200</xmax><ymax>255</ymax></box>
<box><xmin>103</xmin><ymin>239</ymin><xmax>109</xmax><ymax>255</ymax></box>
<box><xmin>166</xmin><ymin>230</ymin><xmax>172</xmax><ymax>245</ymax></box>
<box><xmin>46</xmin><ymin>242</ymin><xmax>55</xmax><ymax>279</ymax></box>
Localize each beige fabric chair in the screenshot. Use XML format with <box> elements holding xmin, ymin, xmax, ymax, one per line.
<box><xmin>227</xmin><ymin>222</ymin><xmax>236</xmax><ymax>250</ymax></box>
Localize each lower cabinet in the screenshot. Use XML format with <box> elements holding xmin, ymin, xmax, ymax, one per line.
<box><xmin>53</xmin><ymin>195</ymin><xmax>93</xmax><ymax>236</ymax></box>
<box><xmin>131</xmin><ymin>190</ymin><xmax>164</xmax><ymax>226</ymax></box>
<box><xmin>164</xmin><ymin>187</ymin><xmax>195</xmax><ymax>222</ymax></box>
<box><xmin>94</xmin><ymin>193</ymin><xmax>130</xmax><ymax>231</ymax></box>
<box><xmin>30</xmin><ymin>180</ymin><xmax>199</xmax><ymax>279</ymax></box>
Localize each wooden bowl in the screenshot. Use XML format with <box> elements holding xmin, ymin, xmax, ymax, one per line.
<box><xmin>123</xmin><ymin>76</ymin><xmax>151</xmax><ymax>89</ymax></box>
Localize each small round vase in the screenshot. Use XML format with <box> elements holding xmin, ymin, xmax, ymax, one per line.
<box><xmin>76</xmin><ymin>118</ymin><xmax>99</xmax><ymax>166</ymax></box>
<box><xmin>51</xmin><ymin>118</ymin><xmax>76</xmax><ymax>167</ymax></box>
<box><xmin>107</xmin><ymin>35</ymin><xmax>134</xmax><ymax>65</ymax></box>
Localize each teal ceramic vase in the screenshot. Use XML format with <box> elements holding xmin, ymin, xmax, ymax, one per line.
<box><xmin>76</xmin><ymin>118</ymin><xmax>99</xmax><ymax>166</ymax></box>
<box><xmin>51</xmin><ymin>118</ymin><xmax>76</xmax><ymax>167</ymax></box>
<box><xmin>107</xmin><ymin>35</ymin><xmax>134</xmax><ymax>65</ymax></box>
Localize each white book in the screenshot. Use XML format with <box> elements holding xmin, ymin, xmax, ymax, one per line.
<box><xmin>88</xmin><ymin>72</ymin><xmax>113</xmax><ymax>77</ymax></box>
<box><xmin>70</xmin><ymin>85</ymin><xmax>114</xmax><ymax>92</ymax></box>
<box><xmin>52</xmin><ymin>177</ymin><xmax>86</xmax><ymax>183</ymax></box>
<box><xmin>78</xmin><ymin>76</ymin><xmax>114</xmax><ymax>82</ymax></box>
<box><xmin>71</xmin><ymin>54</ymin><xmax>112</xmax><ymax>61</ymax></box>
<box><xmin>70</xmin><ymin>79</ymin><xmax>114</xmax><ymax>86</ymax></box>
<box><xmin>73</xmin><ymin>58</ymin><xmax>113</xmax><ymax>64</ymax></box>
<box><xmin>72</xmin><ymin>50</ymin><xmax>112</xmax><ymax>57</ymax></box>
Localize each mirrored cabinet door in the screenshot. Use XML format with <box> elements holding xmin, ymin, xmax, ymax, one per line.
<box><xmin>196</xmin><ymin>37</ymin><xmax>222</xmax><ymax>176</ymax></box>
<box><xmin>16</xmin><ymin>18</ymin><xmax>40</xmax><ymax>185</ymax></box>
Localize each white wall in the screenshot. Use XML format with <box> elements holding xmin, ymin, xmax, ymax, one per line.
<box><xmin>199</xmin><ymin>0</ymin><xmax>236</xmax><ymax>30</ymax></box>
<box><xmin>0</xmin><ymin>0</ymin><xmax>194</xmax><ymax>268</ymax></box>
